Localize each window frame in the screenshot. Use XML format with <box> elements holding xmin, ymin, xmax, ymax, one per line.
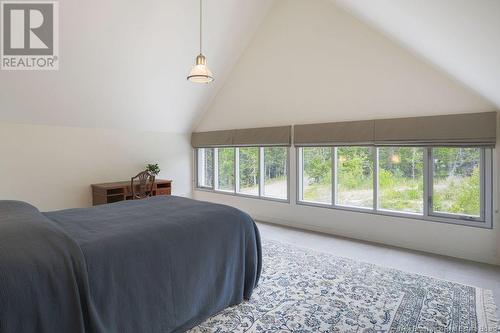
<box><xmin>195</xmin><ymin>146</ymin><xmax>290</xmax><ymax>203</ymax></box>
<box><xmin>214</xmin><ymin>147</ymin><xmax>235</xmax><ymax>193</ymax></box>
<box><xmin>376</xmin><ymin>146</ymin><xmax>425</xmax><ymax>216</ymax></box>
<box><xmin>196</xmin><ymin>147</ymin><xmax>215</xmax><ymax>190</ymax></box>
<box><xmin>333</xmin><ymin>146</ymin><xmax>375</xmax><ymax>211</ymax></box>
<box><xmin>298</xmin><ymin>146</ymin><xmax>333</xmax><ymax>205</ymax></box>
<box><xmin>236</xmin><ymin>146</ymin><xmax>260</xmax><ymax>197</ymax></box>
<box><xmin>262</xmin><ymin>147</ymin><xmax>290</xmax><ymax>200</ymax></box>
<box><xmin>296</xmin><ymin>146</ymin><xmax>493</xmax><ymax>229</ymax></box>
<box><xmin>428</xmin><ymin>147</ymin><xmax>490</xmax><ymax>224</ymax></box>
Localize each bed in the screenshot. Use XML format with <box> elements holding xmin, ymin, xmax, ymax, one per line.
<box><xmin>0</xmin><ymin>196</ymin><xmax>261</xmax><ymax>333</ymax></box>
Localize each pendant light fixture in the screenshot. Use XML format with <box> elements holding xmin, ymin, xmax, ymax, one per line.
<box><xmin>187</xmin><ymin>0</ymin><xmax>214</xmax><ymax>83</ymax></box>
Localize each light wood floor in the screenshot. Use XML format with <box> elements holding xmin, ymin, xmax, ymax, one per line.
<box><xmin>257</xmin><ymin>221</ymin><xmax>500</xmax><ymax>317</ymax></box>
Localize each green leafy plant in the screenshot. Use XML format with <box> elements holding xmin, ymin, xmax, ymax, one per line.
<box><xmin>146</xmin><ymin>163</ymin><xmax>160</xmax><ymax>176</ymax></box>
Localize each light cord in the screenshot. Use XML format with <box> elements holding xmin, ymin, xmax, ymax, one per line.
<box><xmin>199</xmin><ymin>0</ymin><xmax>202</xmax><ymax>54</ymax></box>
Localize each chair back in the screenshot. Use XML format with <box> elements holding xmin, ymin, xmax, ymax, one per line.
<box><xmin>131</xmin><ymin>171</ymin><xmax>155</xmax><ymax>199</ymax></box>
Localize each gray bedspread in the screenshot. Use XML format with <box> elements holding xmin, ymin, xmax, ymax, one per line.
<box><xmin>0</xmin><ymin>196</ymin><xmax>261</xmax><ymax>333</ymax></box>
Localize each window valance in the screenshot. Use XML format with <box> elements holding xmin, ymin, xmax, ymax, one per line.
<box><xmin>191</xmin><ymin>126</ymin><xmax>292</xmax><ymax>147</ymax></box>
<box><xmin>293</xmin><ymin>112</ymin><xmax>496</xmax><ymax>147</ymax></box>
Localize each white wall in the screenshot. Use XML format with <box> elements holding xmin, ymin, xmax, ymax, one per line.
<box><xmin>0</xmin><ymin>123</ymin><xmax>192</xmax><ymax>211</ymax></box>
<box><xmin>194</xmin><ymin>0</ymin><xmax>500</xmax><ymax>265</ymax></box>
<box><xmin>0</xmin><ymin>0</ymin><xmax>272</xmax><ymax>212</ymax></box>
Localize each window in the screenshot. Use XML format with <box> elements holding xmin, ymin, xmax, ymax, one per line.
<box><xmin>297</xmin><ymin>146</ymin><xmax>492</xmax><ymax>227</ymax></box>
<box><xmin>300</xmin><ymin>147</ymin><xmax>332</xmax><ymax>204</ymax></box>
<box><xmin>263</xmin><ymin>147</ymin><xmax>288</xmax><ymax>200</ymax></box>
<box><xmin>196</xmin><ymin>145</ymin><xmax>491</xmax><ymax>227</ymax></box>
<box><xmin>378</xmin><ymin>147</ymin><xmax>424</xmax><ymax>214</ymax></box>
<box><xmin>335</xmin><ymin>147</ymin><xmax>373</xmax><ymax>209</ymax></box>
<box><xmin>431</xmin><ymin>148</ymin><xmax>482</xmax><ymax>219</ymax></box>
<box><xmin>195</xmin><ymin>147</ymin><xmax>289</xmax><ymax>201</ymax></box>
<box><xmin>238</xmin><ymin>147</ymin><xmax>260</xmax><ymax>196</ymax></box>
<box><xmin>216</xmin><ymin>148</ymin><xmax>235</xmax><ymax>192</ymax></box>
<box><xmin>197</xmin><ymin>148</ymin><xmax>213</xmax><ymax>188</ymax></box>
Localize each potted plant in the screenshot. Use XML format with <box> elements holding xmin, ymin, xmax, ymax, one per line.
<box><xmin>146</xmin><ymin>163</ymin><xmax>160</xmax><ymax>176</ymax></box>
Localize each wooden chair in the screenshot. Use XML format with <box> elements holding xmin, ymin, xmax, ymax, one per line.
<box><xmin>131</xmin><ymin>171</ymin><xmax>155</xmax><ymax>199</ymax></box>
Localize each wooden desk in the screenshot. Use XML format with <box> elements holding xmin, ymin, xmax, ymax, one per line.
<box><xmin>91</xmin><ymin>179</ymin><xmax>172</xmax><ymax>206</ymax></box>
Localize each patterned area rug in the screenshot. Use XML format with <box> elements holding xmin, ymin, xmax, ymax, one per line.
<box><xmin>190</xmin><ymin>240</ymin><xmax>498</xmax><ymax>333</ymax></box>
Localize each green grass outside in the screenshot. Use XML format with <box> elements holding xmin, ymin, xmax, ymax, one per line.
<box><xmin>303</xmin><ymin>174</ymin><xmax>479</xmax><ymax>216</ymax></box>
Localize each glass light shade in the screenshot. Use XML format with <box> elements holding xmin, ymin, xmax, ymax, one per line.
<box><xmin>187</xmin><ymin>54</ymin><xmax>214</xmax><ymax>83</ymax></box>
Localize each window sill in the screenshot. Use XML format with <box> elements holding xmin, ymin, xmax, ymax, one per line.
<box><xmin>296</xmin><ymin>200</ymin><xmax>492</xmax><ymax>229</ymax></box>
<box><xmin>194</xmin><ymin>187</ymin><xmax>290</xmax><ymax>204</ymax></box>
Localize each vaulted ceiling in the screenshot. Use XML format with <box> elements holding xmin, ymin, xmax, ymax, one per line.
<box><xmin>195</xmin><ymin>0</ymin><xmax>495</xmax><ymax>131</ymax></box>
<box><xmin>333</xmin><ymin>0</ymin><xmax>500</xmax><ymax>108</ymax></box>
<box><xmin>0</xmin><ymin>0</ymin><xmax>273</xmax><ymax>133</ymax></box>
<box><xmin>0</xmin><ymin>0</ymin><xmax>498</xmax><ymax>133</ymax></box>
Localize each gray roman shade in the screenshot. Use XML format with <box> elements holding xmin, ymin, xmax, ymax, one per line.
<box><xmin>191</xmin><ymin>126</ymin><xmax>292</xmax><ymax>147</ymax></box>
<box><xmin>373</xmin><ymin>112</ymin><xmax>497</xmax><ymax>146</ymax></box>
<box><xmin>294</xmin><ymin>120</ymin><xmax>374</xmax><ymax>146</ymax></box>
<box><xmin>294</xmin><ymin>112</ymin><xmax>496</xmax><ymax>147</ymax></box>
<box><xmin>191</xmin><ymin>130</ymin><xmax>233</xmax><ymax>147</ymax></box>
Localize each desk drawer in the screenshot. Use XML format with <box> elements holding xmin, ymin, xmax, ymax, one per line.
<box><xmin>156</xmin><ymin>189</ymin><xmax>171</xmax><ymax>196</ymax></box>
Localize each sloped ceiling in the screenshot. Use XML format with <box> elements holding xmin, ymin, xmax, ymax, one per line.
<box><xmin>195</xmin><ymin>0</ymin><xmax>494</xmax><ymax>132</ymax></box>
<box><xmin>1</xmin><ymin>0</ymin><xmax>498</xmax><ymax>134</ymax></box>
<box><xmin>333</xmin><ymin>0</ymin><xmax>500</xmax><ymax>108</ymax></box>
<box><xmin>0</xmin><ymin>0</ymin><xmax>273</xmax><ymax>133</ymax></box>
